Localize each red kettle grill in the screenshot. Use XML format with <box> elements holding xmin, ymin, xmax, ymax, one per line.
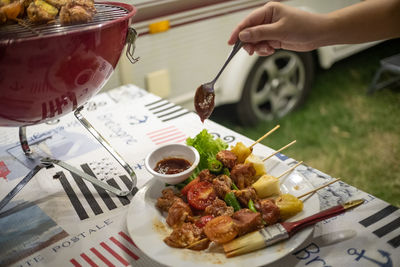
<box><xmin>0</xmin><ymin>2</ymin><xmax>140</xmax><ymax>210</ymax></box>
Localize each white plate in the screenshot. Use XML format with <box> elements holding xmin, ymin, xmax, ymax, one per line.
<box><xmin>126</xmin><ymin>158</ymin><xmax>320</xmax><ymax>267</ymax></box>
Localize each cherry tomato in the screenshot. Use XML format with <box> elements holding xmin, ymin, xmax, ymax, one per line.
<box><xmin>187</xmin><ymin>181</ymin><xmax>217</xmax><ymax>210</ymax></box>
<box><xmin>195</xmin><ymin>215</ymin><xmax>214</xmax><ymax>228</ymax></box>
<box><xmin>204</xmin><ymin>216</ymin><xmax>238</xmax><ymax>244</ymax></box>
<box><xmin>181</xmin><ymin>177</ymin><xmax>200</xmax><ymax>196</ymax></box>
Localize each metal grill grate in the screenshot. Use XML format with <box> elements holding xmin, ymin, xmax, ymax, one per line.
<box><xmin>0</xmin><ymin>4</ymin><xmax>129</xmax><ymax>41</ymax></box>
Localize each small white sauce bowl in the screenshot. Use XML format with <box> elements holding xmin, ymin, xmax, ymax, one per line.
<box><xmin>144</xmin><ymin>143</ymin><xmax>200</xmax><ymax>185</ymax></box>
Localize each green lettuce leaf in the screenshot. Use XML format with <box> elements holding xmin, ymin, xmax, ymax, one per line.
<box><xmin>185</xmin><ymin>129</ymin><xmax>228</xmax><ymax>181</ymax></box>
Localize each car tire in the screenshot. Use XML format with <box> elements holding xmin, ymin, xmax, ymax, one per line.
<box><xmin>237</xmin><ymin>50</ymin><xmax>314</xmax><ymax>126</ymax></box>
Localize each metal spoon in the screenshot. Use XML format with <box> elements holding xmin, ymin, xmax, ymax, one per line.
<box><xmin>194</xmin><ymin>40</ymin><xmax>243</xmax><ymax>122</ymax></box>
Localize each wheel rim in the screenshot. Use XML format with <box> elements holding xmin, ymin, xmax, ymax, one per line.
<box><xmin>249</xmin><ymin>51</ymin><xmax>306</xmax><ymax>120</ymax></box>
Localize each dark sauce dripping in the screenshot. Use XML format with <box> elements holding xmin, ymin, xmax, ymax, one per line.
<box><xmin>154</xmin><ymin>157</ymin><xmax>192</xmax><ymax>175</ymax></box>
<box><xmin>194</xmin><ymin>85</ymin><xmax>215</xmax><ymax>123</ymax></box>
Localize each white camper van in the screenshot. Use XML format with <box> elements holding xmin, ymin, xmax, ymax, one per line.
<box><xmin>103</xmin><ymin>0</ymin><xmax>380</xmax><ymax>126</ymax></box>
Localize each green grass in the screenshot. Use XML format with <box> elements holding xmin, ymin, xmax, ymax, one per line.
<box><xmin>212</xmin><ymin>38</ymin><xmax>400</xmax><ymax>207</ymax></box>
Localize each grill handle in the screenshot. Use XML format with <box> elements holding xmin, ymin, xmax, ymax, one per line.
<box><xmin>126</xmin><ymin>27</ymin><xmax>140</xmax><ymax>64</ymax></box>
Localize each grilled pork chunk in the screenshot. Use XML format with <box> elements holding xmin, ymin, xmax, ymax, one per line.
<box><xmin>230</xmin><ymin>163</ymin><xmax>256</xmax><ymax>189</ymax></box>
<box><xmin>156</xmin><ymin>188</ymin><xmax>181</xmax><ymax>212</ymax></box>
<box><xmin>233</xmin><ymin>187</ymin><xmax>258</xmax><ymax>207</ymax></box>
<box><xmin>204</xmin><ymin>198</ymin><xmax>234</xmax><ymax>217</ymax></box>
<box><xmin>216</xmin><ymin>150</ymin><xmax>237</xmax><ymax>169</ymax></box>
<box><xmin>164</xmin><ymin>222</ymin><xmax>205</xmax><ymax>248</ymax></box>
<box><xmin>198</xmin><ymin>169</ymin><xmax>216</xmax><ymax>183</ymax></box>
<box><xmin>212</xmin><ymin>174</ymin><xmax>232</xmax><ymax>199</ymax></box>
<box><xmin>255</xmin><ymin>198</ymin><xmax>280</xmax><ymax>225</ymax></box>
<box><xmin>232</xmin><ymin>208</ymin><xmax>263</xmax><ymax>236</ymax></box>
<box><xmin>166</xmin><ymin>198</ymin><xmax>193</xmax><ymax>228</ymax></box>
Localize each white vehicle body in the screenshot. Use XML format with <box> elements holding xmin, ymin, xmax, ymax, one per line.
<box><xmin>102</xmin><ymin>0</ymin><xmax>380</xmax><ymax>114</ymax></box>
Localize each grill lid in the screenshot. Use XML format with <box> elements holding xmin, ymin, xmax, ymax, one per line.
<box><xmin>0</xmin><ymin>3</ymin><xmax>130</xmax><ymax>41</ymax></box>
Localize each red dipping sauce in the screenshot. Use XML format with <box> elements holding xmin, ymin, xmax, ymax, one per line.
<box><xmin>154</xmin><ymin>158</ymin><xmax>191</xmax><ymax>175</ymax></box>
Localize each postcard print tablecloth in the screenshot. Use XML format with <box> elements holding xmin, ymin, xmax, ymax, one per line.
<box><xmin>0</xmin><ymin>84</ymin><xmax>399</xmax><ymax>267</ymax></box>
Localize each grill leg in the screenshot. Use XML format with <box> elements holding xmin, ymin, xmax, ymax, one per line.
<box><xmin>74</xmin><ymin>106</ymin><xmax>137</xmax><ymax>194</ymax></box>
<box><xmin>19</xmin><ymin>126</ymin><xmax>33</xmax><ymax>158</ymax></box>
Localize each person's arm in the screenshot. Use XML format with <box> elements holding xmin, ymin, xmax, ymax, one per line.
<box><xmin>228</xmin><ymin>0</ymin><xmax>400</xmax><ymax>56</ymax></box>
<box><xmin>323</xmin><ymin>0</ymin><xmax>400</xmax><ymax>45</ymax></box>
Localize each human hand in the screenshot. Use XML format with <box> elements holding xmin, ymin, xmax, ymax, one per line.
<box><xmin>228</xmin><ymin>2</ymin><xmax>328</xmax><ymax>56</ymax></box>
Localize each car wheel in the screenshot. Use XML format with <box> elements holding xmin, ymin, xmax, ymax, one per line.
<box><xmin>237</xmin><ymin>50</ymin><xmax>314</xmax><ymax>126</ymax></box>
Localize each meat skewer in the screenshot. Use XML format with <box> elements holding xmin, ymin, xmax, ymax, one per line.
<box><xmin>186</xmin><ymin>166</ymin><xmax>295</xmax><ymax>249</ymax></box>
<box><xmin>223</xmin><ymin>198</ymin><xmax>364</xmax><ymax>257</ymax></box>
<box><xmin>184</xmin><ymin>173</ymin><xmax>340</xmax><ymax>251</ymax></box>
<box><xmin>237</xmin><ymin>140</ymin><xmax>297</xmax><ymax>181</ymax></box>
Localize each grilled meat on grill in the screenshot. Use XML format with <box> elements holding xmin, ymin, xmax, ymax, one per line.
<box><xmin>59</xmin><ymin>0</ymin><xmax>95</xmax><ymax>25</ymax></box>
<box><xmin>27</xmin><ymin>0</ymin><xmax>58</xmax><ymax>23</ymax></box>
<box><xmin>45</xmin><ymin>0</ymin><xmax>66</xmax><ymax>9</ymax></box>
<box><xmin>0</xmin><ymin>0</ymin><xmax>95</xmax><ymax>25</ymax></box>
<box><xmin>0</xmin><ymin>0</ymin><xmax>24</xmax><ymax>24</ymax></box>
<box><xmin>0</xmin><ymin>9</ymin><xmax>6</xmax><ymax>23</ymax></box>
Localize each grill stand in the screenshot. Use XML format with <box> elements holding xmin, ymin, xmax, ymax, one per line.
<box><xmin>0</xmin><ymin>106</ymin><xmax>138</xmax><ymax>211</ymax></box>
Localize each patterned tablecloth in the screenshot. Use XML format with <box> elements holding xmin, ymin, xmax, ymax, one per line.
<box><xmin>0</xmin><ymin>85</ymin><xmax>398</xmax><ymax>267</ymax></box>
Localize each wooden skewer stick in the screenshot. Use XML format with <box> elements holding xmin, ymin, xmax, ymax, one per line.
<box><xmin>297</xmin><ymin>178</ymin><xmax>341</xmax><ymax>199</ymax></box>
<box><xmin>276</xmin><ymin>161</ymin><xmax>303</xmax><ymax>179</ymax></box>
<box><xmin>262</xmin><ymin>140</ymin><xmax>296</xmax><ymax>162</ymax></box>
<box><xmin>249</xmin><ymin>125</ymin><xmax>280</xmax><ymax>149</ymax></box>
